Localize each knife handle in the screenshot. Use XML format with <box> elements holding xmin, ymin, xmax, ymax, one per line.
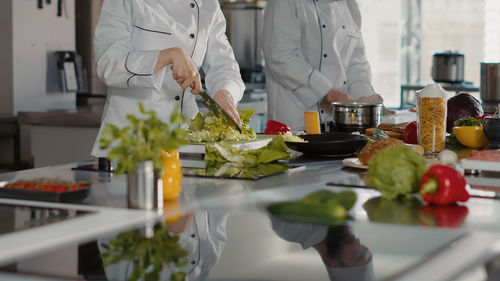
<box><xmin>57</xmin><ymin>0</ymin><xmax>62</xmax><ymax>17</ymax></box>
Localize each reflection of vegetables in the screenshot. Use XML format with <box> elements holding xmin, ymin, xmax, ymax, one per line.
<box><xmin>446</xmin><ymin>93</ymin><xmax>484</xmax><ymax>132</ymax></box>
<box><xmin>161</xmin><ymin>150</ymin><xmax>182</xmax><ymax>200</ymax></box>
<box><xmin>101</xmin><ymin>224</ymin><xmax>187</xmax><ymax>281</ymax></box>
<box><xmin>267</xmin><ymin>190</ymin><xmax>356</xmax><ymax>223</ymax></box>
<box><xmin>403</xmin><ymin>121</ymin><xmax>418</xmax><ymax>144</ymax></box>
<box><xmin>363</xmin><ymin>196</ymin><xmax>422</xmax><ymax>225</ymax></box>
<box><xmin>184</xmin><ymin>162</ymin><xmax>290</xmax><ymax>179</ymax></box>
<box><xmin>264</xmin><ymin>120</ymin><xmax>290</xmax><ymax>135</ymax></box>
<box><xmin>419</xmin><ymin>164</ymin><xmax>470</xmax><ymax>205</ymax></box>
<box><xmin>188</xmin><ymin>109</ymin><xmax>256</xmax><ymax>142</ymax></box>
<box><xmin>418</xmin><ymin>205</ymin><xmax>469</xmax><ymax>228</ymax></box>
<box><xmin>268</xmin><ymin>202</ymin><xmax>346</xmax><ymax>221</ymax></box>
<box><xmin>301</xmin><ymin>190</ymin><xmax>357</xmax><ymax>210</ymax></box>
<box><xmin>365</xmin><ymin>146</ymin><xmax>427</xmax><ymax>199</ymax></box>
<box><xmin>204</xmin><ymin>136</ymin><xmax>290</xmax><ymax>165</ymax></box>
<box><xmin>99</xmin><ymin>103</ymin><xmax>187</xmax><ymax>174</ymax></box>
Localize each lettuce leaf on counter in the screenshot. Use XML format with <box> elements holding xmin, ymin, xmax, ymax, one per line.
<box><xmin>188</xmin><ymin>109</ymin><xmax>257</xmax><ymax>142</ymax></box>
<box><xmin>365</xmin><ymin>145</ymin><xmax>427</xmax><ymax>200</ymax></box>
<box><xmin>184</xmin><ymin>162</ymin><xmax>291</xmax><ymax>179</ymax></box>
<box><xmin>204</xmin><ymin>136</ymin><xmax>291</xmax><ymax>165</ymax></box>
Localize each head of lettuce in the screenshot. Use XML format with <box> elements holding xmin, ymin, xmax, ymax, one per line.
<box><xmin>365</xmin><ymin>146</ymin><xmax>428</xmax><ymax>200</ymax></box>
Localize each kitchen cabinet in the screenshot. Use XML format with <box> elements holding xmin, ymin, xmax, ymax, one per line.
<box><xmin>17</xmin><ymin>110</ymin><xmax>100</xmax><ymax>168</ymax></box>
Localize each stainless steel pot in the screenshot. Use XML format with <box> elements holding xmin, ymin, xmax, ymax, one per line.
<box><xmin>432</xmin><ymin>51</ymin><xmax>465</xmax><ymax>83</ymax></box>
<box><xmin>331</xmin><ymin>102</ymin><xmax>383</xmax><ymax>133</ymax></box>
<box><xmin>480</xmin><ymin>63</ymin><xmax>500</xmax><ymax>102</ymax></box>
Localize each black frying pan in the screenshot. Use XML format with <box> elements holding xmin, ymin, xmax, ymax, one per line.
<box><xmin>285</xmin><ymin>133</ymin><xmax>368</xmax><ymax>156</ymax></box>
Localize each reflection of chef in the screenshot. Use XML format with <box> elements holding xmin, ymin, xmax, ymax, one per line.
<box><xmin>270</xmin><ymin>217</ymin><xmax>374</xmax><ymax>281</ymax></box>
<box><xmin>99</xmin><ymin>186</ymin><xmax>229</xmax><ymax>281</ymax></box>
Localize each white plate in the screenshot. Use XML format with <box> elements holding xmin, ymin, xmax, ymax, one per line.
<box><xmin>342</xmin><ymin>157</ymin><xmax>368</xmax><ymax>170</ymax></box>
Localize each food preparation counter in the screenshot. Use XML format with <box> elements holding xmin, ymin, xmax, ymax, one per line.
<box><xmin>1</xmin><ymin>155</ymin><xmax>500</xmax><ymax>280</ymax></box>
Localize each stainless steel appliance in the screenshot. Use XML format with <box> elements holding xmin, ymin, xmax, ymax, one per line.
<box><xmin>480</xmin><ymin>62</ymin><xmax>500</xmax><ymax>102</ymax></box>
<box><xmin>222</xmin><ymin>1</ymin><xmax>265</xmax><ymax>83</ymax></box>
<box><xmin>331</xmin><ymin>102</ymin><xmax>383</xmax><ymax>133</ymax></box>
<box><xmin>432</xmin><ymin>51</ymin><xmax>465</xmax><ymax>83</ymax></box>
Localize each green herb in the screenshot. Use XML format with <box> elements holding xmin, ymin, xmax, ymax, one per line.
<box><xmin>99</xmin><ymin>103</ymin><xmax>188</xmax><ymax>174</ymax></box>
<box><xmin>365</xmin><ymin>146</ymin><xmax>427</xmax><ymax>200</ymax></box>
<box><xmin>187</xmin><ymin>109</ymin><xmax>257</xmax><ymax>142</ymax></box>
<box><xmin>453</xmin><ymin>116</ymin><xmax>482</xmax><ymax>127</ymax></box>
<box><xmin>204</xmin><ymin>136</ymin><xmax>291</xmax><ymax>165</ymax></box>
<box><xmin>101</xmin><ymin>223</ymin><xmax>188</xmax><ymax>281</ymax></box>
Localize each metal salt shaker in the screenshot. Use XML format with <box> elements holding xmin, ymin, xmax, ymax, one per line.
<box><xmin>127</xmin><ymin>161</ymin><xmax>163</xmax><ymax>210</ymax></box>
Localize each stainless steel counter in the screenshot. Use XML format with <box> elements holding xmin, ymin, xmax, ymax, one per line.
<box><xmin>1</xmin><ymin>156</ymin><xmax>500</xmax><ymax>280</ymax></box>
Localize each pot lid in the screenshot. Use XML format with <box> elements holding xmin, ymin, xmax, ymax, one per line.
<box><xmin>433</xmin><ymin>50</ymin><xmax>464</xmax><ymax>57</ymax></box>
<box><xmin>331</xmin><ymin>102</ymin><xmax>383</xmax><ymax>107</ymax></box>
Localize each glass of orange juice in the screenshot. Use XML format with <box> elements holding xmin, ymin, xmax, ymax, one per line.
<box><xmin>304</xmin><ymin>111</ymin><xmax>321</xmax><ymax>134</ymax></box>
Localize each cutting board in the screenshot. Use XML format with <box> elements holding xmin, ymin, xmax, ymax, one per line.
<box><xmin>178</xmin><ymin>134</ymin><xmax>274</xmax><ymax>155</ymax></box>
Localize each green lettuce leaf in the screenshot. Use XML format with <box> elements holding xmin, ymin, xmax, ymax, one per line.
<box><xmin>204</xmin><ymin>136</ymin><xmax>290</xmax><ymax>165</ymax></box>
<box><xmin>365</xmin><ymin>145</ymin><xmax>427</xmax><ymax>200</ymax></box>
<box><xmin>187</xmin><ymin>110</ymin><xmax>257</xmax><ymax>142</ymax></box>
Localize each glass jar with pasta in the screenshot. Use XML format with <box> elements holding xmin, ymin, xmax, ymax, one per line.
<box><xmin>416</xmin><ymin>84</ymin><xmax>448</xmax><ymax>152</ymax></box>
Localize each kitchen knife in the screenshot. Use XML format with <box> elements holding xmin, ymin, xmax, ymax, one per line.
<box><xmin>197</xmin><ymin>89</ymin><xmax>242</xmax><ymax>133</ymax></box>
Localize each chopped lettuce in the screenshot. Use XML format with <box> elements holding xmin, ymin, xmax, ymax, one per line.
<box><xmin>187</xmin><ymin>109</ymin><xmax>257</xmax><ymax>142</ymax></box>
<box><xmin>204</xmin><ymin>136</ymin><xmax>291</xmax><ymax>165</ymax></box>
<box><xmin>365</xmin><ymin>145</ymin><xmax>427</xmax><ymax>200</ymax></box>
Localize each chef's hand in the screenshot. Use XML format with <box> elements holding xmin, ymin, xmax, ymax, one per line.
<box><xmin>320</xmin><ymin>88</ymin><xmax>353</xmax><ymax>112</ymax></box>
<box><xmin>356</xmin><ymin>94</ymin><xmax>384</xmax><ymax>103</ymax></box>
<box><xmin>214</xmin><ymin>90</ymin><xmax>242</xmax><ymax>126</ymax></box>
<box><xmin>155</xmin><ymin>47</ymin><xmax>202</xmax><ymax>94</ymax></box>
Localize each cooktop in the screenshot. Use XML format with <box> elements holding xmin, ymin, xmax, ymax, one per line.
<box><xmin>0</xmin><ymin>203</ymin><xmax>94</xmax><ymax>236</ymax></box>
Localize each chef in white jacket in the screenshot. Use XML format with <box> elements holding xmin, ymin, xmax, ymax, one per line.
<box><xmin>91</xmin><ymin>0</ymin><xmax>245</xmax><ymax>157</ymax></box>
<box><xmin>262</xmin><ymin>0</ymin><xmax>382</xmax><ymax>131</ymax></box>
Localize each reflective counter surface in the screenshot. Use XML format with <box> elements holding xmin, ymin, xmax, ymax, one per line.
<box><xmin>1</xmin><ymin>155</ymin><xmax>500</xmax><ymax>280</ymax></box>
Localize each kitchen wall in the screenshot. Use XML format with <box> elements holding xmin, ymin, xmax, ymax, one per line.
<box><xmin>0</xmin><ymin>0</ymin><xmax>76</xmax><ymax>115</ymax></box>
<box><xmin>0</xmin><ymin>1</ymin><xmax>13</xmax><ymax>114</ymax></box>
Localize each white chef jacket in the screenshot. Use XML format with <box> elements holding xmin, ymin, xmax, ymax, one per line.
<box><xmin>91</xmin><ymin>0</ymin><xmax>245</xmax><ymax>157</ymax></box>
<box><xmin>262</xmin><ymin>0</ymin><xmax>374</xmax><ymax>130</ymax></box>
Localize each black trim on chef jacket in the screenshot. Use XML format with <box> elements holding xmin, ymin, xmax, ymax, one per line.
<box><xmin>125</xmin><ymin>52</ymin><xmax>155</xmax><ymax>88</ymax></box>
<box><xmin>312</xmin><ymin>0</ymin><xmax>326</xmax><ymax>126</ymax></box>
<box><xmin>187</xmin><ymin>215</ymin><xmax>201</xmax><ymax>275</ymax></box>
<box><xmin>180</xmin><ymin>0</ymin><xmax>201</xmax><ymax>115</ymax></box>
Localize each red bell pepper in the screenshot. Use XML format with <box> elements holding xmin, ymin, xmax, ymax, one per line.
<box><xmin>264</xmin><ymin>120</ymin><xmax>291</xmax><ymax>135</ymax></box>
<box><xmin>403</xmin><ymin>121</ymin><xmax>418</xmax><ymax>144</ymax></box>
<box><xmin>474</xmin><ymin>114</ymin><xmax>490</xmax><ymax>121</ymax></box>
<box><xmin>418</xmin><ymin>205</ymin><xmax>469</xmax><ymax>228</ymax></box>
<box><xmin>419</xmin><ymin>164</ymin><xmax>470</xmax><ymax>205</ymax></box>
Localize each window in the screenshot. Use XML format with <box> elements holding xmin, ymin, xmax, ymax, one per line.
<box><xmin>358</xmin><ymin>0</ymin><xmax>500</xmax><ymax>108</ymax></box>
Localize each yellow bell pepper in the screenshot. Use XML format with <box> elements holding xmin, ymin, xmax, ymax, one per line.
<box><xmin>161</xmin><ymin>150</ymin><xmax>182</xmax><ymax>200</ymax></box>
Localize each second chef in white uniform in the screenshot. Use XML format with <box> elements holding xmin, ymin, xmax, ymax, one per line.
<box><xmin>262</xmin><ymin>0</ymin><xmax>382</xmax><ymax>131</ymax></box>
<box><xmin>91</xmin><ymin>0</ymin><xmax>245</xmax><ymax>156</ymax></box>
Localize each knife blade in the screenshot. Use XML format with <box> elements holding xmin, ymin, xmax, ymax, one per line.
<box><xmin>197</xmin><ymin>89</ymin><xmax>242</xmax><ymax>133</ymax></box>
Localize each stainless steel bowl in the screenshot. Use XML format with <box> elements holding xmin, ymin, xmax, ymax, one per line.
<box><xmin>331</xmin><ymin>102</ymin><xmax>383</xmax><ymax>133</ymax></box>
